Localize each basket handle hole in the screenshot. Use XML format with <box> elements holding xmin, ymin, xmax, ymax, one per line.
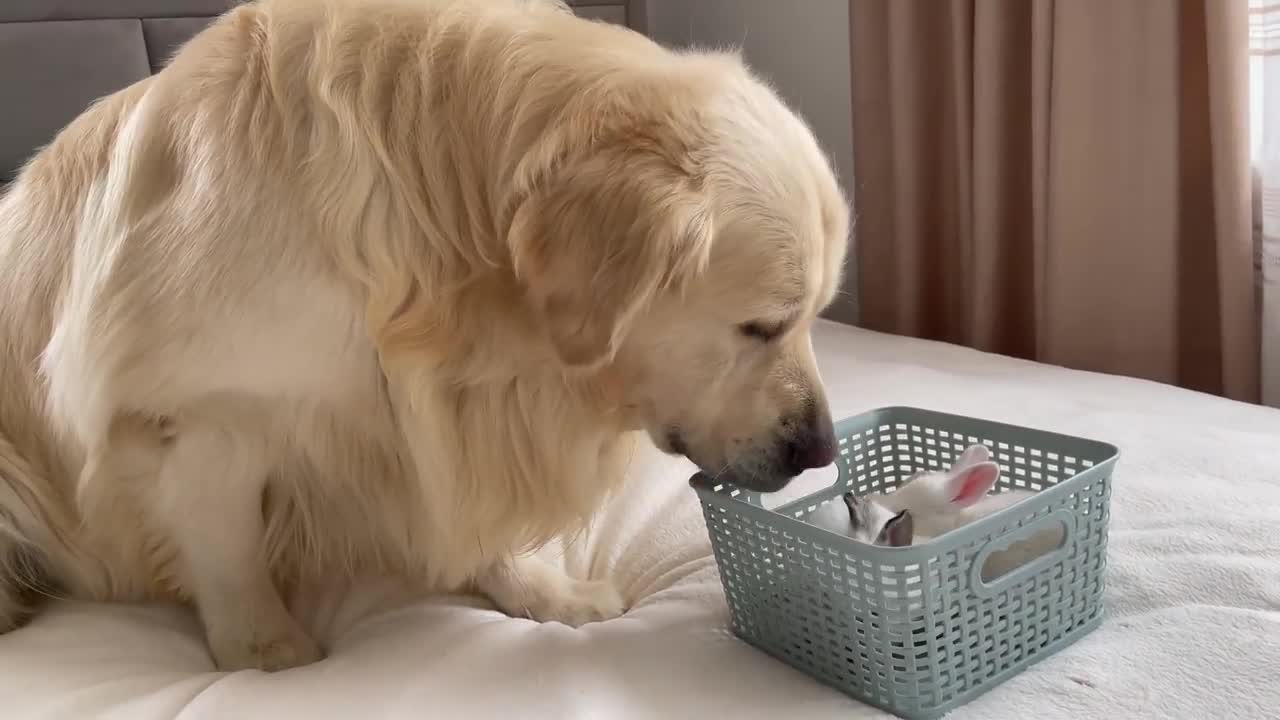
<box><xmin>976</xmin><ymin>516</ymin><xmax>1070</xmax><ymax>586</ymax></box>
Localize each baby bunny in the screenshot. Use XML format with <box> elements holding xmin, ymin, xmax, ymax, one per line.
<box><xmin>808</xmin><ymin>444</ymin><xmax>1063</xmax><ymax>579</ymax></box>
<box><xmin>876</xmin><ymin>443</ymin><xmax>1020</xmax><ymax>539</ymax></box>
<box><xmin>807</xmin><ymin>443</ymin><xmax>1003</xmax><ymax>543</ymax></box>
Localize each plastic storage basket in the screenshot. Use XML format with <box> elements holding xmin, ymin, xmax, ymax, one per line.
<box><xmin>690</xmin><ymin>406</ymin><xmax>1119</xmax><ymax>719</ymax></box>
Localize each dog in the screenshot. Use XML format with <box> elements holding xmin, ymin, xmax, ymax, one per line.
<box><xmin>0</xmin><ymin>0</ymin><xmax>849</xmax><ymax>671</ymax></box>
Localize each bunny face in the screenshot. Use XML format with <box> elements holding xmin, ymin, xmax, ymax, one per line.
<box><xmin>839</xmin><ymin>492</ymin><xmax>914</xmax><ymax>547</ymax></box>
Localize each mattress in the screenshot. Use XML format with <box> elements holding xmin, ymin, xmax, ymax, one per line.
<box><xmin>2</xmin><ymin>319</ymin><xmax>1278</xmax><ymax>719</ymax></box>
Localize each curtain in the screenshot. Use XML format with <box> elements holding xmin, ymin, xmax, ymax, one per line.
<box><xmin>1252</xmin><ymin>1</ymin><xmax>1280</xmax><ymax>407</ymax></box>
<box><xmin>849</xmin><ymin>0</ymin><xmax>1259</xmax><ymax>402</ymax></box>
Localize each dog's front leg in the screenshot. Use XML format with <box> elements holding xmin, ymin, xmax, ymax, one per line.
<box><xmin>476</xmin><ymin>555</ymin><xmax>626</xmax><ymax>627</ymax></box>
<box><xmin>155</xmin><ymin>415</ymin><xmax>321</xmax><ymax>671</ymax></box>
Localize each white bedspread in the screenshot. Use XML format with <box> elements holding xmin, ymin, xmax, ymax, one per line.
<box><xmin>3</xmin><ymin>321</ymin><xmax>1279</xmax><ymax>719</ymax></box>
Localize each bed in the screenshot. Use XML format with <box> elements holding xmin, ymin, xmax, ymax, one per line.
<box><xmin>1</xmin><ymin>321</ymin><xmax>1277</xmax><ymax>719</ymax></box>
<box><xmin>2</xmin><ymin>5</ymin><xmax>1278</xmax><ymax>719</ymax></box>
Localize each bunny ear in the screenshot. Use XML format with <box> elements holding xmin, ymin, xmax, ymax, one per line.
<box><xmin>876</xmin><ymin>510</ymin><xmax>914</xmax><ymax>547</ymax></box>
<box><xmin>842</xmin><ymin>492</ymin><xmax>860</xmax><ymax>513</ymax></box>
<box><xmin>951</xmin><ymin>444</ymin><xmax>991</xmax><ymax>469</ymax></box>
<box><xmin>944</xmin><ymin>461</ymin><xmax>1001</xmax><ymax>507</ymax></box>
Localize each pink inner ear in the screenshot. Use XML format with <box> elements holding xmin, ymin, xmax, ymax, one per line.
<box><xmin>950</xmin><ymin>463</ymin><xmax>999</xmax><ymax>505</ymax></box>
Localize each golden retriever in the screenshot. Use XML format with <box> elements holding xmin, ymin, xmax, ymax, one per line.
<box><xmin>0</xmin><ymin>0</ymin><xmax>848</xmax><ymax>670</ymax></box>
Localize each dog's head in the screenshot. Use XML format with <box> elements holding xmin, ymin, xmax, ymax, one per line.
<box><xmin>508</xmin><ymin>53</ymin><xmax>849</xmax><ymax>492</ymax></box>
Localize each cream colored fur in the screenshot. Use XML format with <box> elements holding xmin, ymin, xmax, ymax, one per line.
<box><xmin>0</xmin><ymin>0</ymin><xmax>848</xmax><ymax>670</ymax></box>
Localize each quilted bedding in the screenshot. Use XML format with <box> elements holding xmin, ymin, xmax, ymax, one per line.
<box><xmin>2</xmin><ymin>320</ymin><xmax>1278</xmax><ymax>719</ymax></box>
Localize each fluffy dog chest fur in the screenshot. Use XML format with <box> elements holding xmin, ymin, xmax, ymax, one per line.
<box><xmin>49</xmin><ymin>267</ymin><xmax>635</xmax><ymax>598</ymax></box>
<box><xmin>258</xmin><ymin>367</ymin><xmax>638</xmax><ymax>594</ymax></box>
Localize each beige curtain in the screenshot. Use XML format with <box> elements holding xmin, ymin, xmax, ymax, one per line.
<box><xmin>1252</xmin><ymin>1</ymin><xmax>1280</xmax><ymax>407</ymax></box>
<box><xmin>850</xmin><ymin>0</ymin><xmax>1258</xmax><ymax>402</ymax></box>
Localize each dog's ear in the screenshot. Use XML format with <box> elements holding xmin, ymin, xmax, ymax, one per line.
<box><xmin>508</xmin><ymin>135</ymin><xmax>713</xmax><ymax>369</ymax></box>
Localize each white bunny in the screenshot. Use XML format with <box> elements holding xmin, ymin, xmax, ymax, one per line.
<box><xmin>808</xmin><ymin>444</ymin><xmax>1064</xmax><ymax>581</ymax></box>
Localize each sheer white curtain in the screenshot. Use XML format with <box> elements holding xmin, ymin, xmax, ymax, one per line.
<box><xmin>1252</xmin><ymin>1</ymin><xmax>1280</xmax><ymax>406</ymax></box>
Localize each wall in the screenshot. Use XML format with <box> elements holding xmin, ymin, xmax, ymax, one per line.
<box><xmin>643</xmin><ymin>0</ymin><xmax>857</xmax><ymax>323</ymax></box>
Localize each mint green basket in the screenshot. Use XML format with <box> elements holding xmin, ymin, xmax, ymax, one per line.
<box><xmin>690</xmin><ymin>406</ymin><xmax>1118</xmax><ymax>719</ymax></box>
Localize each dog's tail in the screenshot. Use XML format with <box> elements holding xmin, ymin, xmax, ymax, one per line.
<box><xmin>0</xmin><ymin>432</ymin><xmax>62</xmax><ymax>631</ymax></box>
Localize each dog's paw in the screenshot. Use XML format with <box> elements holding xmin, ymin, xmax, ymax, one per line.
<box><xmin>480</xmin><ymin>558</ymin><xmax>628</xmax><ymax>627</ymax></box>
<box><xmin>527</xmin><ymin>578</ymin><xmax>627</xmax><ymax>627</ymax></box>
<box><xmin>207</xmin><ymin>618</ymin><xmax>323</xmax><ymax>672</ymax></box>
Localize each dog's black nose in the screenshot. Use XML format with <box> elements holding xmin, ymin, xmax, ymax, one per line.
<box><xmin>782</xmin><ymin>412</ymin><xmax>837</xmax><ymax>475</ymax></box>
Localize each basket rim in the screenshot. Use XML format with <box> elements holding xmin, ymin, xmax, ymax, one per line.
<box><xmin>690</xmin><ymin>405</ymin><xmax>1121</xmax><ymax>492</ymax></box>
<box><xmin>831</xmin><ymin>405</ymin><xmax>1120</xmax><ymax>461</ymax></box>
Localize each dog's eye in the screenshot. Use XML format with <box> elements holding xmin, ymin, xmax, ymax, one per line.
<box><xmin>742</xmin><ymin>319</ymin><xmax>778</xmax><ymax>340</ymax></box>
<box><xmin>738</xmin><ymin>321</ymin><xmax>782</xmax><ymax>341</ymax></box>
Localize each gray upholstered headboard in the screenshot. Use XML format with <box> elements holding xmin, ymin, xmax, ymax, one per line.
<box><xmin>0</xmin><ymin>1</ymin><xmax>237</xmax><ymax>183</ymax></box>
<box><xmin>0</xmin><ymin>0</ymin><xmax>643</xmax><ymax>184</ymax></box>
